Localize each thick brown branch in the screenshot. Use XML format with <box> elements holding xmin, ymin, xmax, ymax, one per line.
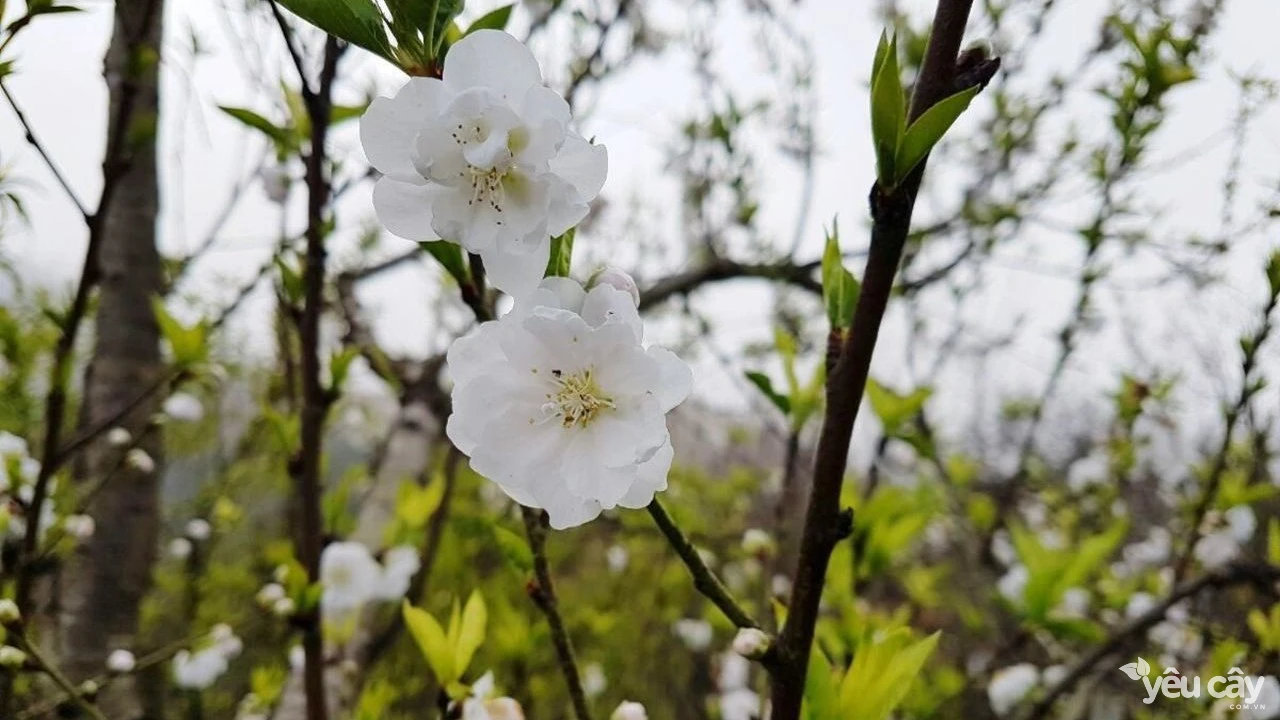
<box><xmin>637</xmin><ymin>257</ymin><xmax>821</xmax><ymax>312</ymax></box>
<box><xmin>767</xmin><ymin>2</ymin><xmax>985</xmax><ymax>717</ymax></box>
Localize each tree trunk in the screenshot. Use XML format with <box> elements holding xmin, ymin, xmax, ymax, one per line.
<box><xmin>59</xmin><ymin>1</ymin><xmax>167</xmax><ymax>715</ymax></box>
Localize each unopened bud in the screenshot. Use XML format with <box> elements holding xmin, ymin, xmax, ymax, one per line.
<box><xmin>125</xmin><ymin>449</ymin><xmax>155</xmax><ymax>474</ymax></box>
<box><xmin>611</xmin><ymin>701</ymin><xmax>648</xmax><ymax>720</ymax></box>
<box><xmin>732</xmin><ymin>627</ymin><xmax>772</xmax><ymax>660</ymax></box>
<box><xmin>588</xmin><ymin>266</ymin><xmax>640</xmax><ymax>307</ymax></box>
<box><xmin>106</xmin><ymin>427</ymin><xmax>132</xmax><ymax>447</ymax></box>
<box><xmin>0</xmin><ymin>599</ymin><xmax>19</xmax><ymax>625</ymax></box>
<box><xmin>0</xmin><ymin>646</ymin><xmax>26</xmax><ymax>668</ymax></box>
<box><xmin>106</xmin><ymin>649</ymin><xmax>136</xmax><ymax>673</ymax></box>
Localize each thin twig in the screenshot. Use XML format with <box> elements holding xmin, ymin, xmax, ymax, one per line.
<box><xmin>647</xmin><ymin>499</ymin><xmax>762</xmax><ymax>630</ymax></box>
<box><xmin>267</xmin><ymin>0</ymin><xmax>316</xmax><ymax>100</ymax></box>
<box><xmin>0</xmin><ymin>81</ymin><xmax>90</xmax><ymax>219</ymax></box>
<box><xmin>13</xmin><ymin>633</ymin><xmax>109</xmax><ymax>720</ymax></box>
<box><xmin>521</xmin><ymin>508</ymin><xmax>593</xmax><ymax>720</ymax></box>
<box><xmin>637</xmin><ymin>257</ymin><xmax>822</xmax><ymax>311</ymax></box>
<box><xmin>1020</xmin><ymin>562</ymin><xmax>1280</xmax><ymax>719</ymax></box>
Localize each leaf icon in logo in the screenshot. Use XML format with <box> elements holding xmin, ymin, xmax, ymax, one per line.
<box><xmin>1119</xmin><ymin>657</ymin><xmax>1150</xmax><ymax>680</ymax></box>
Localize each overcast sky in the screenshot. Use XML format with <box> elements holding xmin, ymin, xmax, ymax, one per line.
<box><xmin>2</xmin><ymin>0</ymin><xmax>1278</xmax><ymax>460</ymax></box>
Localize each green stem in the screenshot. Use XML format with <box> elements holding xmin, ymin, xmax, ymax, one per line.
<box><xmin>646</xmin><ymin>499</ymin><xmax>762</xmax><ymax>630</ymax></box>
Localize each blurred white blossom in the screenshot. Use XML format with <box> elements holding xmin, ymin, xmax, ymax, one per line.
<box><xmin>373</xmin><ymin>545</ymin><xmax>421</xmax><ymax>600</ymax></box>
<box><xmin>163</xmin><ymin>393</ymin><xmax>204</xmax><ymax>422</ymax></box>
<box><xmin>319</xmin><ymin>541</ymin><xmax>381</xmax><ymax>614</ymax></box>
<box><xmin>169</xmin><ymin>537</ymin><xmax>193</xmax><ymax>559</ymax></box>
<box><xmin>605</xmin><ymin>545</ymin><xmax>628</xmax><ymax>573</ymax></box>
<box><xmin>673</xmin><ymin>618</ymin><xmax>713</xmax><ymax>651</ymax></box>
<box><xmin>185</xmin><ymin>518</ymin><xmax>212</xmax><ymax>541</ymax></box>
<box><xmin>611</xmin><ymin>701</ymin><xmax>647</xmax><ymax>720</ymax></box>
<box><xmin>106</xmin><ymin>649</ymin><xmax>136</xmax><ymax>673</ymax></box>
<box><xmin>126</xmin><ymin>449</ymin><xmax>155</xmax><ymax>474</ymax></box>
<box><xmin>988</xmin><ymin>663</ymin><xmax>1039</xmax><ymax>716</ymax></box>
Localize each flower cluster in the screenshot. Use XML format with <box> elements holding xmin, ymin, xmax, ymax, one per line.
<box><xmin>362</xmin><ymin>30</ymin><xmax>691</xmax><ymax>530</ymax></box>
<box><xmin>172</xmin><ymin>624</ymin><xmax>243</xmax><ymax>690</ymax></box>
<box><xmin>318</xmin><ymin>540</ymin><xmax>421</xmax><ymax>616</ymax></box>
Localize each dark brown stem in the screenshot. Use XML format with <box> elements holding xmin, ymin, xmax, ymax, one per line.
<box><xmin>0</xmin><ymin>81</ymin><xmax>89</xmax><ymax>219</ymax></box>
<box><xmin>521</xmin><ymin>508</ymin><xmax>593</xmax><ymax>720</ymax></box>
<box><xmin>285</xmin><ymin>30</ymin><xmax>343</xmax><ymax>720</ymax></box>
<box><xmin>767</xmin><ymin>2</ymin><xmax>981</xmax><ymax>716</ymax></box>
<box><xmin>637</xmin><ymin>257</ymin><xmax>821</xmax><ymax>312</ymax></box>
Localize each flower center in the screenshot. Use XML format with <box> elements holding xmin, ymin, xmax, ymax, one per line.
<box><xmin>544</xmin><ymin>368</ymin><xmax>615</xmax><ymax>429</ymax></box>
<box><xmin>329</xmin><ymin>566</ymin><xmax>351</xmax><ymax>588</ymax></box>
<box><xmin>451</xmin><ymin>121</ymin><xmax>514</xmax><ymax>222</ymax></box>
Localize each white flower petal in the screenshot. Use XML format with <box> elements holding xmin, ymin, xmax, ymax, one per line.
<box><xmin>482</xmin><ymin>234</ymin><xmax>551</xmax><ymax>300</ymax></box>
<box><xmin>530</xmin><ymin>276</ymin><xmax>587</xmax><ymax>314</ymax></box>
<box><xmin>647</xmin><ymin>347</ymin><xmax>693</xmax><ymax>413</ymax></box>
<box><xmin>617</xmin><ymin>441</ymin><xmax>674</xmax><ymax>508</ymax></box>
<box><xmin>372</xmin><ymin>178</ymin><xmax>439</xmax><ymax>241</ymax></box>
<box><xmin>580</xmin><ymin>285</ymin><xmax>642</xmax><ymax>339</ymax></box>
<box><xmin>443</xmin><ymin>30</ymin><xmax>542</xmax><ymax>102</ymax></box>
<box><xmin>361</xmin><ymin>78</ymin><xmax>452</xmax><ymax>179</ymax></box>
<box><xmin>551</xmin><ymin>133</ymin><xmax>608</xmax><ymax>201</ymax></box>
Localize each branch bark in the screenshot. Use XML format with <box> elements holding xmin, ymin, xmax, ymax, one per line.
<box><xmin>286</xmin><ymin>32</ymin><xmax>343</xmax><ymax>720</ymax></box>
<box><xmin>521</xmin><ymin>508</ymin><xmax>593</xmax><ymax>720</ymax></box>
<box><xmin>766</xmin><ymin>3</ymin><xmax>989</xmax><ymax>716</ymax></box>
<box><xmin>43</xmin><ymin>2</ymin><xmax>167</xmax><ymax>717</ymax></box>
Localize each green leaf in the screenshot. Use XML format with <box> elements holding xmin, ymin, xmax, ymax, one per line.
<box><xmin>803</xmin><ymin>649</ymin><xmax>840</xmax><ymax>720</ymax></box>
<box><xmin>493</xmin><ymin>525</ymin><xmax>534</xmax><ymax>574</ymax></box>
<box><xmin>419</xmin><ymin>241</ymin><xmax>469</xmax><ymax>283</ymax></box>
<box><xmin>275</xmin><ymin>0</ymin><xmax>394</xmax><ymax>63</ymax></box>
<box><xmin>871</xmin><ymin>30</ymin><xmax>890</xmax><ymax>86</ymax></box>
<box><xmin>330</xmin><ymin>102</ymin><xmax>370</xmax><ymax>125</ymax></box>
<box><xmin>403</xmin><ymin>601</ymin><xmax>456</xmax><ymax>684</ymax></box>
<box><xmin>865</xmin><ymin>379</ymin><xmax>931</xmax><ymax>435</ymax></box>
<box><xmin>1269</xmin><ymin>518</ymin><xmax>1280</xmax><ymax>566</ymax></box>
<box><xmin>544</xmin><ymin>228</ymin><xmax>575</xmax><ymax>279</ymax></box>
<box><xmin>465</xmin><ymin>4</ymin><xmax>512</xmax><ymax>34</ymax></box>
<box><xmin>328</xmin><ymin>347</ymin><xmax>360</xmax><ymax>393</ymax></box>
<box><xmin>453</xmin><ymin>590</ymin><xmax>487</xmax><ymax>675</ymax></box>
<box><xmin>25</xmin><ymin>2</ymin><xmax>80</xmax><ymax>18</ymax></box>
<box><xmin>152</xmin><ymin>298</ymin><xmax>208</xmax><ymax>368</ymax></box>
<box><xmin>839</xmin><ymin>629</ymin><xmax>940</xmax><ymax>720</ymax></box>
<box><xmin>396</xmin><ymin>476</ymin><xmax>446</xmax><ymax>528</ymax></box>
<box><xmin>821</xmin><ymin>220</ymin><xmax>859</xmax><ymax>330</ymax></box>
<box><xmin>745</xmin><ymin>371</ymin><xmax>791</xmax><ymax>416</ymax></box>
<box><xmin>895</xmin><ymin>85</ymin><xmax>980</xmax><ymax>182</ymax></box>
<box><xmin>218</xmin><ymin>106</ymin><xmax>292</xmax><ymax>151</ymax></box>
<box><xmin>428</xmin><ymin>0</ymin><xmax>465</xmax><ymax>55</ymax></box>
<box><xmin>869</xmin><ymin>33</ymin><xmax>905</xmax><ymax>187</ymax></box>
